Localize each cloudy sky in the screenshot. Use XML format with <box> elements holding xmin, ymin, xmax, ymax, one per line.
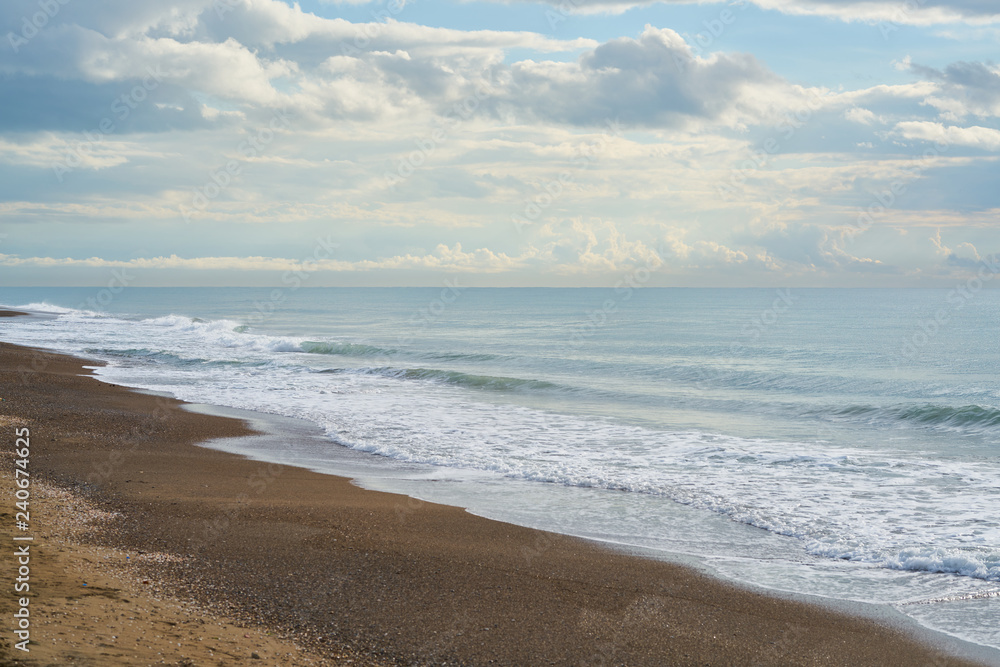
<box><xmin>1</xmin><ymin>0</ymin><xmax>998</xmax><ymax>287</ymax></box>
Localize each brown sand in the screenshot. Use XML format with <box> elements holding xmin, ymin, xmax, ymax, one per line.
<box><xmin>0</xmin><ymin>333</ymin><xmax>988</xmax><ymax>666</ymax></box>
<box><xmin>0</xmin><ymin>465</ymin><xmax>350</xmax><ymax>666</ymax></box>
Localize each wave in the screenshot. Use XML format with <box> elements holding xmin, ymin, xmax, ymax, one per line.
<box><xmin>124</xmin><ymin>313</ymin><xmax>505</xmax><ymax>364</ymax></box>
<box><xmin>299</xmin><ymin>341</ymin><xmax>395</xmax><ymax>357</ymax></box>
<box><xmin>142</xmin><ymin>314</ymin><xmax>244</xmax><ymax>331</ymax></box>
<box><xmin>300</xmin><ymin>342</ymin><xmax>505</xmax><ymax>363</ymax></box>
<box><xmin>84</xmin><ymin>347</ymin><xmax>271</xmax><ymax>368</ymax></box>
<box><xmin>397</xmin><ymin>368</ymin><xmax>562</xmax><ymax>392</ymax></box>
<box><xmin>426</xmin><ymin>351</ymin><xmax>502</xmax><ymax>362</ymax></box>
<box><xmin>810</xmin><ymin>544</ymin><xmax>1000</xmax><ymax>582</ymax></box>
<box><xmin>12</xmin><ymin>301</ymin><xmax>80</xmax><ymax>314</ymax></box>
<box><xmin>650</xmin><ymin>363</ymin><xmax>872</xmax><ymax>396</ymax></box>
<box><xmin>825</xmin><ymin>403</ymin><xmax>1000</xmax><ymax>431</ymax></box>
<box><xmin>85</xmin><ymin>347</ymin><xmax>186</xmax><ymax>363</ymax></box>
<box><xmin>893</xmin><ymin>404</ymin><xmax>1000</xmax><ymax>429</ymax></box>
<box><xmin>25</xmin><ymin>306</ymin><xmax>504</xmax><ymax>366</ymax></box>
<box><xmin>317</xmin><ymin>366</ymin><xmax>564</xmax><ymax>393</ymax></box>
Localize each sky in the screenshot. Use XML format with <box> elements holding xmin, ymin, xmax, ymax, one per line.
<box><xmin>1</xmin><ymin>0</ymin><xmax>999</xmax><ymax>287</ymax></box>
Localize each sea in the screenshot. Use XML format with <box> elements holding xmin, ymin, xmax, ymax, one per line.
<box><xmin>2</xmin><ymin>286</ymin><xmax>999</xmax><ymax>656</ymax></box>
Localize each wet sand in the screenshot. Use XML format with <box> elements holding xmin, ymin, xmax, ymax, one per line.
<box><xmin>0</xmin><ymin>330</ymin><xmax>989</xmax><ymax>666</ymax></box>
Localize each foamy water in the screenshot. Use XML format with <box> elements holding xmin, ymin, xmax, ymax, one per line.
<box><xmin>2</xmin><ymin>287</ymin><xmax>999</xmax><ymax>654</ymax></box>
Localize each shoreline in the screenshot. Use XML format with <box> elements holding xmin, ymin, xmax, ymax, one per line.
<box><xmin>0</xmin><ymin>332</ymin><xmax>993</xmax><ymax>665</ymax></box>
<box><xmin>191</xmin><ymin>399</ymin><xmax>1000</xmax><ymax>663</ymax></box>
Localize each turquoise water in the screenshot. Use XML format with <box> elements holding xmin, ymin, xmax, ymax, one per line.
<box><xmin>2</xmin><ymin>286</ymin><xmax>999</xmax><ymax>652</ymax></box>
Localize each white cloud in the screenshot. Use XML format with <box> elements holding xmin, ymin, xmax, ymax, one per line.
<box><xmin>695</xmin><ymin>240</ymin><xmax>748</xmax><ymax>264</ymax></box>
<box><xmin>367</xmin><ymin>243</ymin><xmax>526</xmax><ymax>272</ymax></box>
<box><xmin>832</xmin><ymin>81</ymin><xmax>939</xmax><ymax>108</ymax></box>
<box><xmin>844</xmin><ymin>107</ymin><xmax>878</xmax><ymax>125</ymax></box>
<box><xmin>480</xmin><ymin>26</ymin><xmax>812</xmax><ymax>130</ymax></box>
<box><xmin>8</xmin><ymin>1</ymin><xmax>945</xmax><ymax>139</ymax></box>
<box><xmin>0</xmin><ymin>0</ymin><xmax>598</xmax><ymax>131</ymax></box>
<box><xmin>0</xmin><ymin>218</ymin><xmax>759</xmax><ymax>275</ymax></box>
<box><xmin>486</xmin><ymin>0</ymin><xmax>1000</xmax><ymax>25</ymax></box>
<box><xmin>0</xmin><ymin>135</ymin><xmax>170</xmax><ymax>170</ymax></box>
<box><xmin>909</xmin><ymin>61</ymin><xmax>1000</xmax><ymax>120</ymax></box>
<box><xmin>0</xmin><ymin>250</ymin><xmax>525</xmax><ymax>273</ymax></box>
<box><xmin>893</xmin><ymin>121</ymin><xmax>1000</xmax><ymax>150</ymax></box>
<box><xmin>747</xmin><ymin>0</ymin><xmax>992</xmax><ymax>25</ymax></box>
<box><xmin>928</xmin><ymin>229</ymin><xmax>985</xmax><ymax>269</ymax></box>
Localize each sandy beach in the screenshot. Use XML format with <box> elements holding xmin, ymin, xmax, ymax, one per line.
<box><xmin>0</xmin><ymin>327</ymin><xmax>990</xmax><ymax>665</ymax></box>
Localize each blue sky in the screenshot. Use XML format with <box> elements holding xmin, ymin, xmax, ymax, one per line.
<box><xmin>1</xmin><ymin>0</ymin><xmax>999</xmax><ymax>287</ymax></box>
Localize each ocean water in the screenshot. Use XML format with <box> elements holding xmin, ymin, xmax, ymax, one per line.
<box><xmin>2</xmin><ymin>286</ymin><xmax>999</xmax><ymax>653</ymax></box>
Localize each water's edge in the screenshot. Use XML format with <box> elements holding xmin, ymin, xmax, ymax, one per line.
<box><xmin>180</xmin><ymin>399</ymin><xmax>1000</xmax><ymax>666</ymax></box>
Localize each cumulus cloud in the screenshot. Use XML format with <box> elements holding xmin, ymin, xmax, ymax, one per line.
<box><xmin>0</xmin><ymin>218</ymin><xmax>758</xmax><ymax>275</ymax></box>
<box><xmin>529</xmin><ymin>218</ymin><xmax>665</xmax><ymax>272</ymax></box>
<box><xmin>366</xmin><ymin>243</ymin><xmax>526</xmax><ymax>272</ymax></box>
<box><xmin>908</xmin><ymin>61</ymin><xmax>1000</xmax><ymax>120</ymax></box>
<box><xmin>481</xmin><ymin>26</ymin><xmax>805</xmax><ymax>129</ymax></box>
<box><xmin>0</xmin><ymin>0</ymin><xmax>597</xmax><ymax>132</ymax></box>
<box><xmin>929</xmin><ymin>229</ymin><xmax>984</xmax><ymax>268</ymax></box>
<box><xmin>3</xmin><ymin>0</ymin><xmax>828</xmax><ymax>136</ymax></box>
<box><xmin>696</xmin><ymin>240</ymin><xmax>748</xmax><ymax>264</ymax></box>
<box><xmin>739</xmin><ymin>224</ymin><xmax>891</xmax><ymax>272</ymax></box>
